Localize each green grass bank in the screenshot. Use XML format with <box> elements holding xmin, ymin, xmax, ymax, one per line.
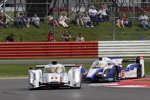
<box><xmin>0</xmin><ymin>21</ymin><xmax>150</xmax><ymax>42</ymax></box>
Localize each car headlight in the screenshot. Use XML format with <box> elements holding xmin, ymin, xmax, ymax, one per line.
<box><xmin>103</xmin><ymin>74</ymin><xmax>107</xmax><ymax>77</ymax></box>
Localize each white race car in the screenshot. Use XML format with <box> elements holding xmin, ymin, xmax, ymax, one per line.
<box><xmin>28</xmin><ymin>61</ymin><xmax>83</xmax><ymax>90</ymax></box>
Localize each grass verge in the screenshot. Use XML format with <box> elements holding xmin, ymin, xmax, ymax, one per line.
<box><xmin>0</xmin><ymin>64</ymin><xmax>33</xmax><ymax>77</ymax></box>
<box><xmin>1</xmin><ymin>21</ymin><xmax>150</xmax><ymax>42</ymax></box>
<box><xmin>0</xmin><ymin>62</ymin><xmax>150</xmax><ymax>77</ymax></box>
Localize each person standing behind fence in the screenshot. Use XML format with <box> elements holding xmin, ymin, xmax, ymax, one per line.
<box><xmin>47</xmin><ymin>31</ymin><xmax>55</xmax><ymax>42</ymax></box>
<box><xmin>47</xmin><ymin>14</ymin><xmax>59</xmax><ymax>27</ymax></box>
<box><xmin>47</xmin><ymin>14</ymin><xmax>59</xmax><ymax>32</ymax></box>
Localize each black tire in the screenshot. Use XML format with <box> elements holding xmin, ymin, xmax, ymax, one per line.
<box><xmin>81</xmin><ymin>75</ymin><xmax>86</xmax><ymax>83</ymax></box>
<box><xmin>72</xmin><ymin>85</ymin><xmax>81</xmax><ymax>89</ymax></box>
<box><xmin>78</xmin><ymin>82</ymin><xmax>82</xmax><ymax>89</ymax></box>
<box><xmin>137</xmin><ymin>67</ymin><xmax>142</xmax><ymax>78</ymax></box>
<box><xmin>50</xmin><ymin>86</ymin><xmax>60</xmax><ymax>89</ymax></box>
<box><xmin>29</xmin><ymin>85</ymin><xmax>39</xmax><ymax>90</ymax></box>
<box><xmin>71</xmin><ymin>85</ymin><xmax>81</xmax><ymax>89</ymax></box>
<box><xmin>113</xmin><ymin>68</ymin><xmax>119</xmax><ymax>82</ymax></box>
<box><xmin>29</xmin><ymin>84</ymin><xmax>34</xmax><ymax>90</ymax></box>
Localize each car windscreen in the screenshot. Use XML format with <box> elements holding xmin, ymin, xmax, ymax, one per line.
<box><xmin>44</xmin><ymin>67</ymin><xmax>65</xmax><ymax>73</ymax></box>
<box><xmin>91</xmin><ymin>61</ymin><xmax>107</xmax><ymax>69</ymax></box>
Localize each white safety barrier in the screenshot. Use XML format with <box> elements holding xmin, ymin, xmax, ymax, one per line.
<box><xmin>98</xmin><ymin>40</ymin><xmax>150</xmax><ymax>57</ymax></box>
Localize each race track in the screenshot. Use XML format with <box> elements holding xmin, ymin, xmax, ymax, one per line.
<box><xmin>0</xmin><ymin>78</ymin><xmax>149</xmax><ymax>100</ymax></box>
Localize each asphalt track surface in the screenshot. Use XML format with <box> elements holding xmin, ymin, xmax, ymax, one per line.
<box><xmin>0</xmin><ymin>58</ymin><xmax>150</xmax><ymax>100</ymax></box>
<box><xmin>0</xmin><ymin>78</ymin><xmax>149</xmax><ymax>100</ymax></box>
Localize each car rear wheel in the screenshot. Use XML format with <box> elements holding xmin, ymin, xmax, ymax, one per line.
<box><xmin>113</xmin><ymin>68</ymin><xmax>119</xmax><ymax>82</ymax></box>
<box><xmin>29</xmin><ymin>84</ymin><xmax>35</xmax><ymax>90</ymax></box>
<box><xmin>71</xmin><ymin>84</ymin><xmax>81</xmax><ymax>89</ymax></box>
<box><xmin>137</xmin><ymin>67</ymin><xmax>142</xmax><ymax>78</ymax></box>
<box><xmin>50</xmin><ymin>86</ymin><xmax>60</xmax><ymax>89</ymax></box>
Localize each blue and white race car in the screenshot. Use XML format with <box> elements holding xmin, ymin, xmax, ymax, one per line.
<box><xmin>82</xmin><ymin>56</ymin><xmax>145</xmax><ymax>82</ymax></box>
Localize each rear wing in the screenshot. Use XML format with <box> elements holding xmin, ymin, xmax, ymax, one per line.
<box><xmin>35</xmin><ymin>65</ymin><xmax>46</xmax><ymax>68</ymax></box>
<box><xmin>123</xmin><ymin>56</ymin><xmax>144</xmax><ymax>65</ymax></box>
<box><xmin>35</xmin><ymin>64</ymin><xmax>85</xmax><ymax>74</ymax></box>
<box><xmin>102</xmin><ymin>57</ymin><xmax>123</xmax><ymax>67</ymax></box>
<box><xmin>35</xmin><ymin>64</ymin><xmax>78</xmax><ymax>68</ymax></box>
<box><xmin>104</xmin><ymin>56</ymin><xmax>144</xmax><ymax>68</ymax></box>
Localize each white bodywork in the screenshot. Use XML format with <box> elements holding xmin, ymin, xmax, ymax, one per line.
<box><xmin>28</xmin><ymin>63</ymin><xmax>82</xmax><ymax>89</ymax></box>
<box><xmin>139</xmin><ymin>56</ymin><xmax>145</xmax><ymax>77</ymax></box>
<box><xmin>103</xmin><ymin>56</ymin><xmax>145</xmax><ymax>78</ymax></box>
<box><xmin>125</xmin><ymin>56</ymin><xmax>145</xmax><ymax>78</ymax></box>
<box><xmin>86</xmin><ymin>56</ymin><xmax>145</xmax><ymax>80</ymax></box>
<box><xmin>125</xmin><ymin>64</ymin><xmax>138</xmax><ymax>78</ymax></box>
<box><xmin>87</xmin><ymin>60</ymin><xmax>114</xmax><ymax>77</ymax></box>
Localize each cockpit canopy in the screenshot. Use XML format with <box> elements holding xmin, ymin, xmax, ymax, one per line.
<box><xmin>44</xmin><ymin>64</ymin><xmax>66</xmax><ymax>73</ymax></box>
<box><xmin>91</xmin><ymin>60</ymin><xmax>108</xmax><ymax>69</ymax></box>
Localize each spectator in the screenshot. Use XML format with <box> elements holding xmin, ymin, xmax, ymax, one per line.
<box><xmin>58</xmin><ymin>12</ymin><xmax>70</xmax><ymax>28</ymax></box>
<box><xmin>6</xmin><ymin>34</ymin><xmax>14</xmax><ymax>42</ymax></box>
<box><xmin>116</xmin><ymin>14</ymin><xmax>132</xmax><ymax>28</ymax></box>
<box><xmin>0</xmin><ymin>12</ymin><xmax>2</xmax><ymax>27</ymax></box>
<box><xmin>75</xmin><ymin>10</ymin><xmax>84</xmax><ymax>27</ymax></box>
<box><xmin>76</xmin><ymin>33</ymin><xmax>85</xmax><ymax>42</ymax></box>
<box><xmin>116</xmin><ymin>16</ymin><xmax>126</xmax><ymax>28</ymax></box>
<box><xmin>88</xmin><ymin>5</ymin><xmax>98</xmax><ymax>17</ymax></box>
<box><xmin>82</xmin><ymin>12</ymin><xmax>94</xmax><ymax>28</ymax></box>
<box><xmin>88</xmin><ymin>5</ymin><xmax>98</xmax><ymax>26</ymax></box>
<box><xmin>62</xmin><ymin>30</ymin><xmax>71</xmax><ymax>42</ymax></box>
<box><xmin>97</xmin><ymin>4</ymin><xmax>109</xmax><ymax>22</ymax></box>
<box><xmin>47</xmin><ymin>14</ymin><xmax>59</xmax><ymax>27</ymax></box>
<box><xmin>32</xmin><ymin>14</ymin><xmax>40</xmax><ymax>28</ymax></box>
<box><xmin>0</xmin><ymin>12</ymin><xmax>8</xmax><ymax>28</ymax></box>
<box><xmin>124</xmin><ymin>18</ymin><xmax>133</xmax><ymax>28</ymax></box>
<box><xmin>22</xmin><ymin>13</ymin><xmax>30</xmax><ymax>28</ymax></box>
<box><xmin>47</xmin><ymin>31</ymin><xmax>55</xmax><ymax>42</ymax></box>
<box><xmin>139</xmin><ymin>13</ymin><xmax>150</xmax><ymax>30</ymax></box>
<box><xmin>16</xmin><ymin>13</ymin><xmax>24</xmax><ymax>28</ymax></box>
